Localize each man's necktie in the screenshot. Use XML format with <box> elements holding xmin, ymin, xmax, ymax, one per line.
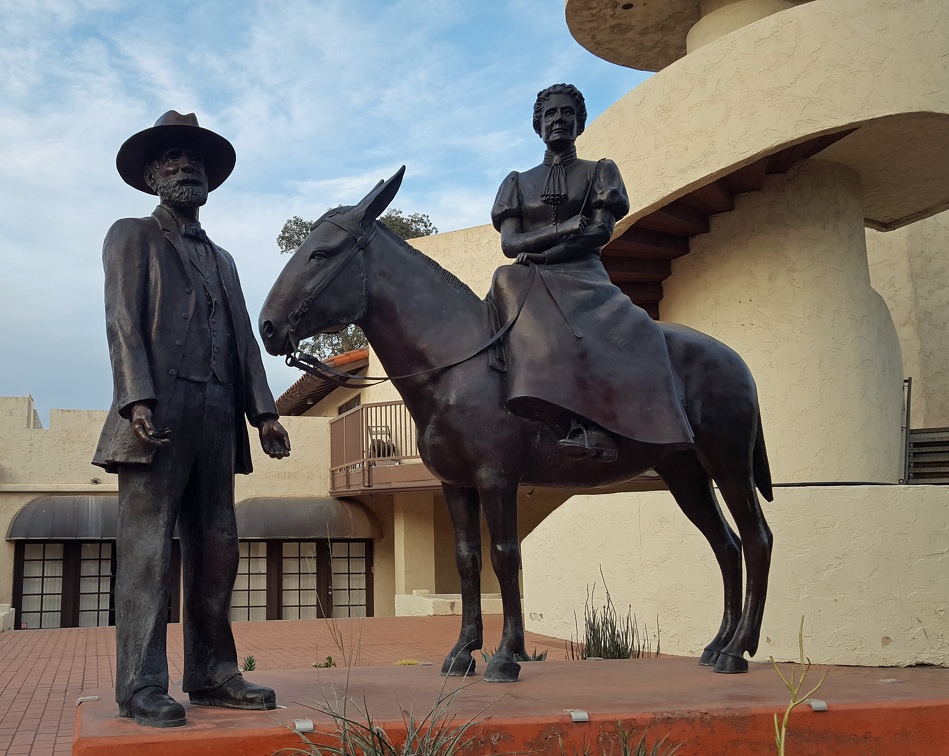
<box><xmin>182</xmin><ymin>224</ymin><xmax>208</xmax><ymax>243</ymax></box>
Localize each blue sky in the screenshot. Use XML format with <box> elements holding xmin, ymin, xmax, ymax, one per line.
<box><xmin>0</xmin><ymin>0</ymin><xmax>649</xmax><ymax>424</ymax></box>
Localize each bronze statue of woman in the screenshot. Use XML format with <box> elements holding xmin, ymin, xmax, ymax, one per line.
<box><xmin>489</xmin><ymin>84</ymin><xmax>693</xmax><ymax>460</ymax></box>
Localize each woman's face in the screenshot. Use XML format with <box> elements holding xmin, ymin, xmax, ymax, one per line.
<box><xmin>539</xmin><ymin>93</ymin><xmax>579</xmax><ymax>149</ymax></box>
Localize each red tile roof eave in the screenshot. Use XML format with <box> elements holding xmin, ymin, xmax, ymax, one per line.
<box><xmin>276</xmin><ymin>349</ymin><xmax>370</xmax><ymax>416</ymax></box>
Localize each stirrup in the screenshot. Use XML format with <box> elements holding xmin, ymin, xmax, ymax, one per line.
<box><xmin>557</xmin><ymin>422</ymin><xmax>617</xmax><ymax>462</ymax></box>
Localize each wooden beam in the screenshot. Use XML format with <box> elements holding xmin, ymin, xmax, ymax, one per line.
<box><xmin>602</xmin><ymin>256</ymin><xmax>672</xmax><ymax>283</ymax></box>
<box><xmin>767</xmin><ymin>144</ymin><xmax>796</xmax><ymax>175</ymax></box>
<box><xmin>767</xmin><ymin>129</ymin><xmax>859</xmax><ymax>175</ymax></box>
<box><xmin>678</xmin><ymin>179</ymin><xmax>735</xmax><ymax>215</ymax></box>
<box><xmin>768</xmin><ymin>129</ymin><xmax>856</xmax><ymax>173</ymax></box>
<box><xmin>766</xmin><ymin>140</ymin><xmax>815</xmax><ymax>175</ymax></box>
<box><xmin>606</xmin><ymin>228</ymin><xmax>689</xmax><ymax>259</ymax></box>
<box><xmin>723</xmin><ymin>157</ymin><xmax>768</xmax><ymax>194</ymax></box>
<box><xmin>802</xmin><ymin>128</ymin><xmax>857</xmax><ymax>158</ymax></box>
<box><xmin>633</xmin><ymin>200</ymin><xmax>710</xmax><ymax>237</ymax></box>
<box><xmin>616</xmin><ymin>281</ymin><xmax>664</xmax><ymax>304</ymax></box>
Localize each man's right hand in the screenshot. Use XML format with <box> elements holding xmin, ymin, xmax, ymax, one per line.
<box><xmin>130</xmin><ymin>403</ymin><xmax>171</xmax><ymax>448</ymax></box>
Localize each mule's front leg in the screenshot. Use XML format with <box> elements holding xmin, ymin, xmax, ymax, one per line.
<box><xmin>440</xmin><ymin>485</ymin><xmax>483</xmax><ymax>677</ymax></box>
<box><xmin>480</xmin><ymin>481</ymin><xmax>526</xmax><ymax>683</ymax></box>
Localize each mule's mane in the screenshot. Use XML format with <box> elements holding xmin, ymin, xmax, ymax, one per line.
<box><xmin>316</xmin><ymin>205</ymin><xmax>478</xmax><ymax>301</ymax></box>
<box><xmin>373</xmin><ymin>221</ymin><xmax>478</xmax><ymax>299</ymax></box>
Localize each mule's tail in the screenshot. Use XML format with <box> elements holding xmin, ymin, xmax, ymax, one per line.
<box><xmin>753</xmin><ymin>413</ymin><xmax>774</xmax><ymax>502</ymax></box>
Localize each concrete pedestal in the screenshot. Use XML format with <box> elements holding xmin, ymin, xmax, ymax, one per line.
<box><xmin>73</xmin><ymin>660</ymin><xmax>949</xmax><ymax>755</ymax></box>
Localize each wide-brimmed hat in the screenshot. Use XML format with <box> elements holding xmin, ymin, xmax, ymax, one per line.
<box><xmin>116</xmin><ymin>111</ymin><xmax>236</xmax><ymax>195</ymax></box>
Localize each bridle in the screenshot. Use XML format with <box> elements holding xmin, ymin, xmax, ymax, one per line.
<box><xmin>283</xmin><ymin>216</ymin><xmax>536</xmax><ymax>388</ymax></box>
<box><xmin>286</xmin><ymin>215</ymin><xmax>375</xmax><ymax>333</ymax></box>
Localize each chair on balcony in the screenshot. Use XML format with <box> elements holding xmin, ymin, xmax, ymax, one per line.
<box><xmin>368</xmin><ymin>425</ymin><xmax>400</xmax><ymax>465</ymax></box>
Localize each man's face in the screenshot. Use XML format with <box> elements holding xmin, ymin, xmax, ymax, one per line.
<box><xmin>147</xmin><ymin>147</ymin><xmax>209</xmax><ymax>208</ymax></box>
<box><xmin>539</xmin><ymin>93</ymin><xmax>580</xmax><ymax>149</ymax></box>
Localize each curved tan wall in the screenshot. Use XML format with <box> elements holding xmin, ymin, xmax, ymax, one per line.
<box><xmin>662</xmin><ymin>160</ymin><xmax>904</xmax><ymax>483</ymax></box>
<box><xmin>524</xmin><ymin>485</ymin><xmax>949</xmax><ymax>667</ymax></box>
<box><xmin>868</xmin><ymin>210</ymin><xmax>949</xmax><ymax>429</ymax></box>
<box><xmin>578</xmin><ymin>0</ymin><xmax>949</xmax><ymax>232</ymax></box>
<box><xmin>686</xmin><ymin>0</ymin><xmax>799</xmax><ymax>52</ymax></box>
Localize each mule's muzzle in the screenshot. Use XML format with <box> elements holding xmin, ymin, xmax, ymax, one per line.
<box><xmin>259</xmin><ymin>318</ymin><xmax>295</xmax><ymax>356</ymax></box>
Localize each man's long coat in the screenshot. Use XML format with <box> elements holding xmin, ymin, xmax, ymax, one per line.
<box><xmin>93</xmin><ymin>205</ymin><xmax>277</xmax><ymax>474</ymax></box>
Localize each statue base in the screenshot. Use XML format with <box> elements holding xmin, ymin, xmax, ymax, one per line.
<box><xmin>74</xmin><ymin>658</ymin><xmax>949</xmax><ymax>755</ymax></box>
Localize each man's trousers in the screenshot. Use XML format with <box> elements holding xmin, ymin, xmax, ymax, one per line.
<box><xmin>114</xmin><ymin>380</ymin><xmax>241</xmax><ymax>706</ymax></box>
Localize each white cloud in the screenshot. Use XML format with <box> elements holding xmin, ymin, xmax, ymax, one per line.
<box><xmin>0</xmin><ymin>0</ymin><xmax>650</xmax><ymax>422</ymax></box>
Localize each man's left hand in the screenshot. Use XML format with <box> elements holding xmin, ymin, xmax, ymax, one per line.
<box><xmin>259</xmin><ymin>417</ymin><xmax>291</xmax><ymax>459</ymax></box>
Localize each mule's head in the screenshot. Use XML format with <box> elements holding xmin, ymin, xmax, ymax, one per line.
<box><xmin>259</xmin><ymin>166</ymin><xmax>405</xmax><ymax>356</ymax></box>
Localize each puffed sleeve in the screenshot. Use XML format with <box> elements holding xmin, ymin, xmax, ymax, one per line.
<box><xmin>491</xmin><ymin>171</ymin><xmax>521</xmax><ymax>231</ymax></box>
<box><xmin>589</xmin><ymin>159</ymin><xmax>630</xmax><ymax>220</ymax></box>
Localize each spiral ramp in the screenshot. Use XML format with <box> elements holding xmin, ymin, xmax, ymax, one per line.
<box><xmin>566</xmin><ymin>0</ymin><xmax>949</xmax><ymax>483</ymax></box>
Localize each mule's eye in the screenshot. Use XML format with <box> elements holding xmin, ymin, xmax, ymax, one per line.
<box><xmin>309</xmin><ymin>249</ymin><xmax>327</xmax><ymax>262</ymax></box>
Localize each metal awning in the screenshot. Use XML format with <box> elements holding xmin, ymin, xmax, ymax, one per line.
<box><xmin>7</xmin><ymin>495</ymin><xmax>119</xmax><ymax>540</ymax></box>
<box><xmin>234</xmin><ymin>497</ymin><xmax>382</xmax><ymax>540</ymax></box>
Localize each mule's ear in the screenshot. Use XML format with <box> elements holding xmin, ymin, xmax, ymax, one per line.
<box><xmin>355</xmin><ymin>165</ymin><xmax>406</xmax><ymax>224</ymax></box>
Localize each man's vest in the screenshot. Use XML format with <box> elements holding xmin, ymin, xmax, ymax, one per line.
<box><xmin>177</xmin><ymin>234</ymin><xmax>236</xmax><ymax>384</ymax></box>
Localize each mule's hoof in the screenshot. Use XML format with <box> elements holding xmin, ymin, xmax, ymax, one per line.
<box><xmin>440</xmin><ymin>653</ymin><xmax>476</xmax><ymax>677</ymax></box>
<box><xmin>484</xmin><ymin>659</ymin><xmax>521</xmax><ymax>683</ymax></box>
<box><xmin>699</xmin><ymin>647</ymin><xmax>720</xmax><ymax>667</ymax></box>
<box><xmin>713</xmin><ymin>651</ymin><xmax>748</xmax><ymax>674</ymax></box>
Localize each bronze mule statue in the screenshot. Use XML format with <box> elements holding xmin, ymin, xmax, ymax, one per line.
<box><xmin>260</xmin><ymin>167</ymin><xmax>774</xmax><ymax>682</ymax></box>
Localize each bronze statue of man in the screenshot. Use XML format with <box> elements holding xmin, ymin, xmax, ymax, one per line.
<box><xmin>93</xmin><ymin>111</ymin><xmax>291</xmax><ymax>728</ymax></box>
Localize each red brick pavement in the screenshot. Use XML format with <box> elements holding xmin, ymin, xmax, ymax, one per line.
<box><xmin>0</xmin><ymin>616</ymin><xmax>563</xmax><ymax>756</ymax></box>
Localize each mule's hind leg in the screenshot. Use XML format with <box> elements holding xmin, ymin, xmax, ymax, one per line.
<box><xmin>440</xmin><ymin>484</ymin><xmax>483</xmax><ymax>677</ymax></box>
<box><xmin>479</xmin><ymin>481</ymin><xmax>526</xmax><ymax>683</ymax></box>
<box><xmin>707</xmin><ymin>469</ymin><xmax>773</xmax><ymax>674</ymax></box>
<box><xmin>655</xmin><ymin>451</ymin><xmax>743</xmax><ymax>667</ymax></box>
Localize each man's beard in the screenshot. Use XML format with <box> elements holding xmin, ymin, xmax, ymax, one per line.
<box><xmin>156</xmin><ymin>176</ymin><xmax>209</xmax><ymax>209</ymax></box>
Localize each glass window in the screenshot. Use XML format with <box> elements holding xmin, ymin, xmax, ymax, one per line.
<box><xmin>281</xmin><ymin>541</ymin><xmax>322</xmax><ymax>619</ymax></box>
<box><xmin>77</xmin><ymin>542</ymin><xmax>115</xmax><ymax>628</ymax></box>
<box><xmin>229</xmin><ymin>539</ymin><xmax>372</xmax><ymax>622</ymax></box>
<box><xmin>19</xmin><ymin>543</ymin><xmax>66</xmax><ymax>629</ymax></box>
<box><xmin>329</xmin><ymin>541</ymin><xmax>370</xmax><ymax>618</ymax></box>
<box><xmin>230</xmin><ymin>541</ymin><xmax>268</xmax><ymax>622</ymax></box>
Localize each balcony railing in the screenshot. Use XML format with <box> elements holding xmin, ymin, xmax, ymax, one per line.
<box><xmin>329</xmin><ymin>401</ymin><xmax>439</xmax><ymax>495</ymax></box>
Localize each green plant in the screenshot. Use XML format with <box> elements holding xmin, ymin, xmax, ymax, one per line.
<box><xmin>559</xmin><ymin>722</ymin><xmax>683</xmax><ymax>755</ymax></box>
<box><xmin>313</xmin><ymin>655</ymin><xmax>337</xmax><ymax>669</ymax></box>
<box><xmin>241</xmin><ymin>655</ymin><xmax>256</xmax><ymax>672</ymax></box>
<box><xmin>769</xmin><ymin>617</ymin><xmax>828</xmax><ymax>756</ymax></box>
<box><xmin>480</xmin><ymin>647</ymin><xmax>547</xmax><ymax>663</ymax></box>
<box><xmin>276</xmin><ymin>676</ymin><xmax>487</xmax><ymax>756</ymax></box>
<box><xmin>567</xmin><ymin>568</ymin><xmax>660</xmax><ymax>661</ymax></box>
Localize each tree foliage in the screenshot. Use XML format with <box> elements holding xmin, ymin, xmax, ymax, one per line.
<box><xmin>276</xmin><ymin>209</ymin><xmax>437</xmax><ymax>255</ymax></box>
<box><xmin>376</xmin><ymin>208</ymin><xmax>438</xmax><ymax>240</ymax></box>
<box><xmin>276</xmin><ymin>215</ymin><xmax>312</xmax><ymax>255</ymax></box>
<box><xmin>276</xmin><ymin>208</ymin><xmax>437</xmax><ymax>360</ymax></box>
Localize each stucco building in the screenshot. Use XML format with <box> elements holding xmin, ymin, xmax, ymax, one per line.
<box><xmin>1</xmin><ymin>0</ymin><xmax>947</xmax><ymax>668</ymax></box>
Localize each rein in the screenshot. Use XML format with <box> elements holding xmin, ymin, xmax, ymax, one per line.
<box><xmin>284</xmin><ymin>220</ymin><xmax>537</xmax><ymax>387</ymax></box>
